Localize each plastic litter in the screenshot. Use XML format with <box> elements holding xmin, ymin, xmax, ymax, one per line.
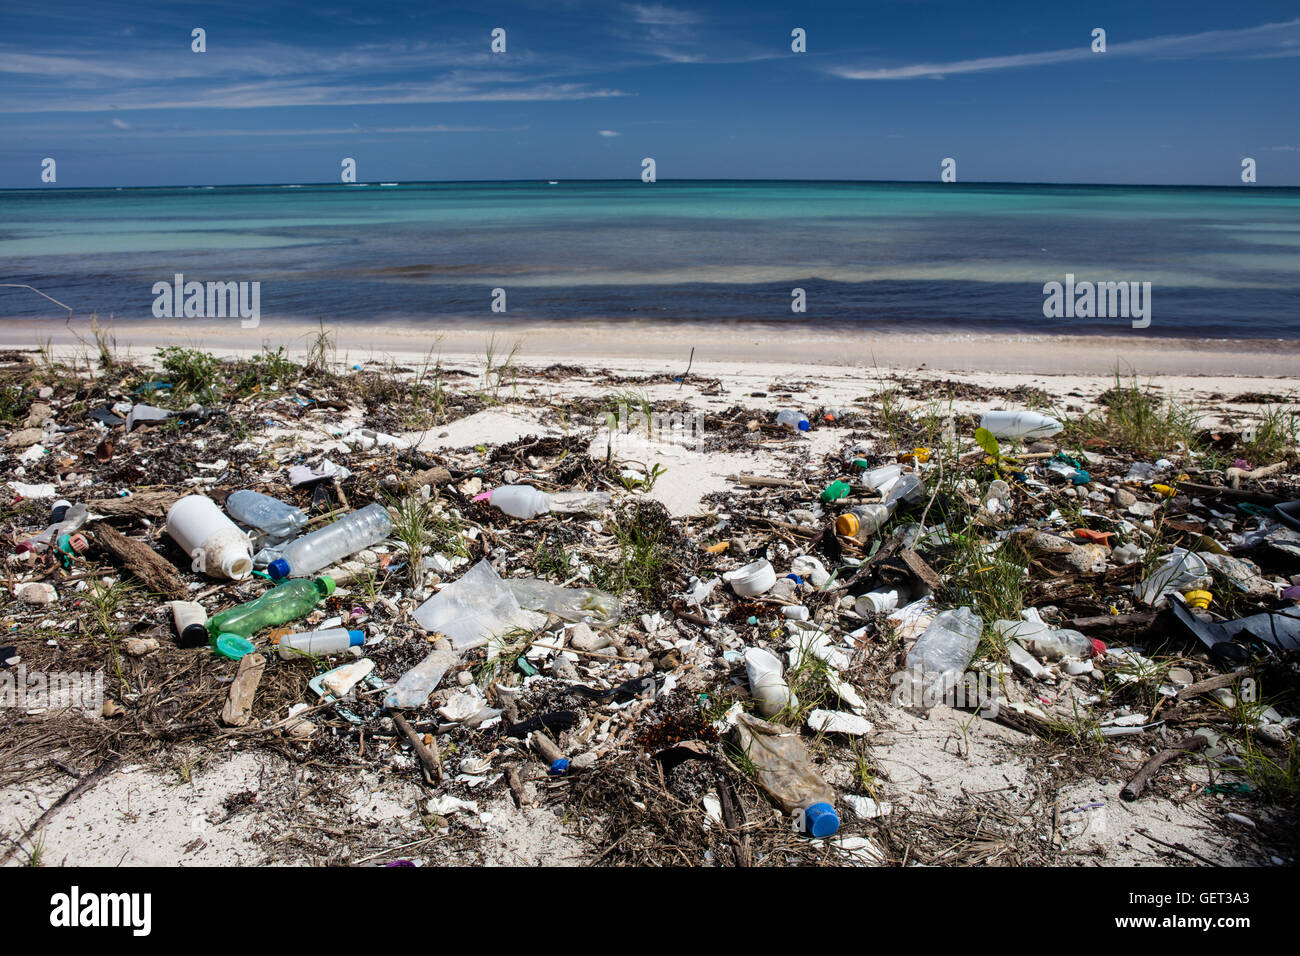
<box><xmin>503</xmin><ymin>578</ymin><xmax>621</xmax><ymax>627</ymax></box>
<box><xmin>166</xmin><ymin>495</ymin><xmax>254</xmax><ymax>581</ymax></box>
<box><xmin>412</xmin><ymin>559</ymin><xmax>542</xmax><ymax>651</ymax></box>
<box><xmin>979</xmin><ymin>410</ymin><xmax>1063</xmax><ymax>440</ymax></box>
<box><xmin>207</xmin><ymin>575</ymin><xmax>335</xmax><ymax>639</ymax></box>
<box><xmin>268</xmin><ymin>502</ymin><xmax>392</xmax><ymax>580</ymax></box>
<box><xmin>225</xmin><ymin>490</ymin><xmax>309</xmax><ymax>540</ymax></box>
<box><xmin>732</xmin><ymin>712</ymin><xmax>838</xmax><ymax>837</ymax></box>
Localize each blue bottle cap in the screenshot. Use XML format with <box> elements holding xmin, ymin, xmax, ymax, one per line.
<box><xmin>268</xmin><ymin>558</ymin><xmax>290</xmax><ymax>580</ymax></box>
<box><xmin>549</xmin><ymin>758</ymin><xmax>570</xmax><ymax>776</ymax></box>
<box><xmin>786</xmin><ymin>574</ymin><xmax>803</xmax><ymax>584</ymax></box>
<box><xmin>801</xmin><ymin>802</ymin><xmax>840</xmax><ymax>838</ymax></box>
<box><xmin>347</xmin><ymin>629</ymin><xmax>366</xmax><ymax>647</ymax></box>
<box><xmin>797</xmin><ymin>420</ymin><xmax>811</xmax><ymax>431</ymax></box>
<box><xmin>215</xmin><ymin>633</ymin><xmax>256</xmax><ymax>660</ymax></box>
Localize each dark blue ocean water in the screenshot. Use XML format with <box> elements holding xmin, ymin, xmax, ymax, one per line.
<box><xmin>1</xmin><ymin>180</ymin><xmax>1297</xmax><ymax>337</ymax></box>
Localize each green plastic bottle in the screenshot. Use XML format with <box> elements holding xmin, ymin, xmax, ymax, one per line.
<box><xmin>207</xmin><ymin>576</ymin><xmax>335</xmax><ymax>639</ymax></box>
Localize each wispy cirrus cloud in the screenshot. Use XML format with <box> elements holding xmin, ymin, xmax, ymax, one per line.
<box><xmin>832</xmin><ymin>17</ymin><xmax>1300</xmax><ymax>80</ymax></box>
<box><xmin>0</xmin><ymin>38</ymin><xmax>627</xmax><ymax>112</ymax></box>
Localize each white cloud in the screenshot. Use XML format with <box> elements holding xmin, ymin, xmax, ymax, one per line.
<box><xmin>832</xmin><ymin>18</ymin><xmax>1300</xmax><ymax>80</ymax></box>
<box><xmin>598</xmin><ymin>129</ymin><xmax>620</xmax><ymax>136</ymax></box>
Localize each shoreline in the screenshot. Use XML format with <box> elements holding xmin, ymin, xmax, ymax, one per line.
<box><xmin>4</xmin><ymin>318</ymin><xmax>1300</xmax><ymax>377</ymax></box>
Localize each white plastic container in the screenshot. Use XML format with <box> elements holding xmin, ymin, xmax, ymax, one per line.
<box><xmin>860</xmin><ymin>464</ymin><xmax>902</xmax><ymax>493</ymax></box>
<box><xmin>725</xmin><ymin>559</ymin><xmax>777</xmax><ymax>597</ymax></box>
<box><xmin>979</xmin><ymin>410</ymin><xmax>1063</xmax><ymax>440</ymax></box>
<box><xmin>488</xmin><ymin>485</ymin><xmax>552</xmax><ymax>519</ymax></box>
<box><xmin>745</xmin><ymin>647</ymin><xmax>797</xmax><ymax>717</ymax></box>
<box><xmin>166</xmin><ymin>495</ymin><xmax>254</xmax><ymax>581</ymax></box>
<box><xmin>856</xmin><ymin>588</ymin><xmax>902</xmax><ymax>616</ymax></box>
<box><xmin>276</xmin><ymin>627</ymin><xmax>365</xmax><ymax>660</ymax></box>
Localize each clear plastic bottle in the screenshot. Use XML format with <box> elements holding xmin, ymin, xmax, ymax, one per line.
<box><xmin>549</xmin><ymin>491</ymin><xmax>612</xmax><ymax>515</ymax></box>
<box><xmin>775</xmin><ymin>409</ymin><xmax>810</xmax><ymax>431</ymax></box>
<box><xmin>275</xmin><ymin>627</ymin><xmax>365</xmax><ymax>660</ymax></box>
<box><xmin>268</xmin><ymin>503</ymin><xmax>392</xmax><ymax>580</ymax></box>
<box><xmin>993</xmin><ymin>620</ymin><xmax>1093</xmax><ymax>660</ymax></box>
<box><xmin>733</xmin><ymin>712</ymin><xmax>839</xmax><ymax>837</ymax></box>
<box><xmin>225</xmin><ymin>490</ymin><xmax>308</xmax><ymax>539</ymax></box>
<box><xmin>903</xmin><ymin>606</ymin><xmax>984</xmax><ymax>701</ymax></box>
<box><xmin>207</xmin><ymin>575</ymin><xmax>335</xmax><ymax>638</ymax></box>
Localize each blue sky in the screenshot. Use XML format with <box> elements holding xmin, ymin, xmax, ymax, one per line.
<box><xmin>2</xmin><ymin>0</ymin><xmax>1298</xmax><ymax>187</ymax></box>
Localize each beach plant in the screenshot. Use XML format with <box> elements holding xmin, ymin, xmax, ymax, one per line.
<box><xmin>590</xmin><ymin>504</ymin><xmax>673</xmax><ymax>597</ymax></box>
<box><xmin>386</xmin><ymin>494</ymin><xmax>435</xmax><ymax>591</ymax></box>
<box><xmin>304</xmin><ymin>320</ymin><xmax>336</xmax><ymax>376</ymax></box>
<box><xmin>1243</xmin><ymin>399</ymin><xmax>1299</xmax><ymax>461</ymax></box>
<box><xmin>156</xmin><ymin>346</ymin><xmax>219</xmax><ymax>402</ymax></box>
<box><xmin>481</xmin><ymin>333</ymin><xmax>522</xmax><ymax>402</ymax></box>
<box><xmin>1065</xmin><ymin>370</ymin><xmax>1203</xmax><ymax>458</ymax></box>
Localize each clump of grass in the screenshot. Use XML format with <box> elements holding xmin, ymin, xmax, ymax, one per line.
<box><xmin>156</xmin><ymin>346</ymin><xmax>219</xmax><ymax>402</ymax></box>
<box><xmin>386</xmin><ymin>496</ymin><xmax>434</xmax><ymax>591</ymax></box>
<box><xmin>304</xmin><ymin>320</ymin><xmax>336</xmax><ymax>376</ymax></box>
<box><xmin>1236</xmin><ymin>736</ymin><xmax>1299</xmax><ymax>805</ymax></box>
<box><xmin>473</xmin><ymin>626</ymin><xmax>534</xmax><ymax>686</ymax></box>
<box><xmin>1242</xmin><ymin>399</ymin><xmax>1299</xmax><ymax>462</ymax></box>
<box><xmin>774</xmin><ymin>636</ymin><xmax>836</xmax><ymax>727</ymax></box>
<box><xmin>23</xmin><ymin>831</ymin><xmax>45</xmax><ymax>867</ymax></box>
<box><xmin>532</xmin><ymin>536</ymin><xmax>573</xmax><ymax>579</ymax></box>
<box><xmin>481</xmin><ymin>333</ymin><xmax>522</xmax><ymax>403</ymax></box>
<box><xmin>1065</xmin><ymin>370</ymin><xmax>1203</xmax><ymax>457</ymax></box>
<box><xmin>590</xmin><ymin>502</ymin><xmax>674</xmax><ymax>597</ymax></box>
<box><xmin>940</xmin><ymin>531</ymin><xmax>1028</xmax><ymax>636</ymax></box>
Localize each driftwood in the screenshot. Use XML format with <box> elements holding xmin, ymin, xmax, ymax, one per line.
<box><xmin>1176</xmin><ymin>670</ymin><xmax>1256</xmax><ymax>701</ymax></box>
<box><xmin>89</xmin><ymin>523</ymin><xmax>187</xmax><ymax>598</ymax></box>
<box><xmin>1120</xmin><ymin>734</ymin><xmax>1208</xmax><ymax>801</ymax></box>
<box><xmin>87</xmin><ymin>489</ymin><xmax>183</xmax><ymax>517</ymax></box>
<box><xmin>220</xmin><ymin>653</ymin><xmax>266</xmax><ymax>727</ymax></box>
<box><xmin>1175</xmin><ymin>481</ymin><xmax>1288</xmax><ymax>506</ymax></box>
<box><xmin>389</xmin><ymin>709</ymin><xmax>443</xmax><ymax>784</ymax></box>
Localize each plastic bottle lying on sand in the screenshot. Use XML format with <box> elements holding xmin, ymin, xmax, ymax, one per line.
<box><xmin>836</xmin><ymin>474</ymin><xmax>926</xmax><ymax>543</ymax></box>
<box><xmin>979</xmin><ymin>410</ymin><xmax>1063</xmax><ymax>440</ymax></box>
<box><xmin>902</xmin><ymin>607</ymin><xmax>984</xmax><ymax>704</ymax></box>
<box><xmin>268</xmin><ymin>503</ymin><xmax>392</xmax><ymax>580</ymax></box>
<box><xmin>775</xmin><ymin>409</ymin><xmax>810</xmax><ymax>431</ymax></box>
<box><xmin>486</xmin><ymin>485</ymin><xmax>612</xmax><ymax>519</ymax></box>
<box><xmin>733</xmin><ymin>711</ymin><xmax>839</xmax><ymax>837</ymax></box>
<box><xmin>225</xmin><ymin>490</ymin><xmax>309</xmax><ymax>539</ymax></box>
<box><xmin>207</xmin><ymin>576</ymin><xmax>335</xmax><ymax>639</ymax></box>
<box><xmin>993</xmin><ymin>619</ymin><xmax>1093</xmax><ymax>661</ymax></box>
<box><xmin>275</xmin><ymin>627</ymin><xmax>365</xmax><ymax>660</ymax></box>
<box><xmin>167</xmin><ymin>495</ymin><xmax>254</xmax><ymax>581</ymax></box>
<box><xmin>504</xmin><ymin>578</ymin><xmax>621</xmax><ymax>627</ymax></box>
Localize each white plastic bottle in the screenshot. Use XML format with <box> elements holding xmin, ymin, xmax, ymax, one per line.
<box><xmin>488</xmin><ymin>485</ymin><xmax>552</xmax><ymax>519</ymax></box>
<box><xmin>979</xmin><ymin>410</ymin><xmax>1063</xmax><ymax>440</ymax></box>
<box><xmin>225</xmin><ymin>490</ymin><xmax>308</xmax><ymax>539</ymax></box>
<box><xmin>167</xmin><ymin>495</ymin><xmax>255</xmax><ymax>581</ymax></box>
<box><xmin>268</xmin><ymin>503</ymin><xmax>392</xmax><ymax>580</ymax></box>
<box><xmin>276</xmin><ymin>627</ymin><xmax>365</xmax><ymax>660</ymax></box>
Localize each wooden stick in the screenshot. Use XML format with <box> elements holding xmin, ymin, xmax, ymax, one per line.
<box><xmin>389</xmin><ymin>709</ymin><xmax>442</xmax><ymax>784</ymax></box>
<box><xmin>1120</xmin><ymin>734</ymin><xmax>1207</xmax><ymax>801</ymax></box>
<box><xmin>89</xmin><ymin>523</ymin><xmax>187</xmax><ymax>598</ymax></box>
<box><xmin>1176</xmin><ymin>670</ymin><xmax>1255</xmax><ymax>701</ymax></box>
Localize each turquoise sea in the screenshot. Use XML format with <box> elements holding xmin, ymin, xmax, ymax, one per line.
<box><xmin>1</xmin><ymin>180</ymin><xmax>1297</xmax><ymax>336</ymax></box>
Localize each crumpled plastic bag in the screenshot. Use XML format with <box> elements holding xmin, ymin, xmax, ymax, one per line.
<box><xmin>413</xmin><ymin>559</ymin><xmax>543</xmax><ymax>650</ymax></box>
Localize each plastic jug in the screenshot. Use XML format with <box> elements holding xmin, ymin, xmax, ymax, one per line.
<box><xmin>225</xmin><ymin>490</ymin><xmax>308</xmax><ymax>539</ymax></box>
<box><xmin>268</xmin><ymin>503</ymin><xmax>392</xmax><ymax>580</ymax></box>
<box><xmin>167</xmin><ymin>495</ymin><xmax>254</xmax><ymax>581</ymax></box>
<box><xmin>207</xmin><ymin>576</ymin><xmax>335</xmax><ymax>638</ymax></box>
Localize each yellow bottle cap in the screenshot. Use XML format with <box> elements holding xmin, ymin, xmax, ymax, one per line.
<box><xmin>836</xmin><ymin>513</ymin><xmax>860</xmax><ymax>536</ymax></box>
<box><xmin>1183</xmin><ymin>590</ymin><xmax>1213</xmax><ymax>610</ymax></box>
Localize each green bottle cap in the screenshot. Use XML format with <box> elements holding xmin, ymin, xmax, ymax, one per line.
<box><xmin>215</xmin><ymin>633</ymin><xmax>256</xmax><ymax>660</ymax></box>
<box><xmin>315</xmin><ymin>575</ymin><xmax>336</xmax><ymax>596</ymax></box>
